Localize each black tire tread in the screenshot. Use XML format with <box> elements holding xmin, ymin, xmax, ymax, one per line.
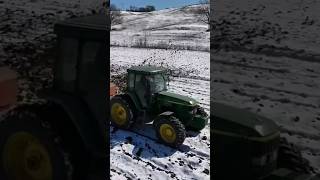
<box><xmin>154</xmin><ymin>116</ymin><xmax>186</xmax><ymax>148</ymax></box>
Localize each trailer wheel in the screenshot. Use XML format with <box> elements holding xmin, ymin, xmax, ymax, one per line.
<box><xmin>154</xmin><ymin>116</ymin><xmax>186</xmax><ymax>148</ymax></box>
<box><xmin>278</xmin><ymin>137</ymin><xmax>315</xmax><ymax>174</ymax></box>
<box><xmin>0</xmin><ymin>105</ymin><xmax>73</xmax><ymax>180</ymax></box>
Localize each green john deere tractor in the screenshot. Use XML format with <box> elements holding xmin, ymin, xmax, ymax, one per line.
<box><xmin>212</xmin><ymin>102</ymin><xmax>320</xmax><ymax>180</ymax></box>
<box><xmin>0</xmin><ymin>14</ymin><xmax>108</xmax><ymax>180</ymax></box>
<box><xmin>110</xmin><ymin>66</ymin><xmax>209</xmax><ymax>147</ymax></box>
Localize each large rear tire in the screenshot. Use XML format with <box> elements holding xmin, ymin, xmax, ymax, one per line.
<box><xmin>110</xmin><ymin>96</ymin><xmax>135</xmax><ymax>129</ymax></box>
<box><xmin>154</xmin><ymin>116</ymin><xmax>186</xmax><ymax>148</ymax></box>
<box><xmin>0</xmin><ymin>105</ymin><xmax>73</xmax><ymax>180</ymax></box>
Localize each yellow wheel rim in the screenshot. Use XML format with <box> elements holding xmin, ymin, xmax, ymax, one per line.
<box><xmin>111</xmin><ymin>103</ymin><xmax>127</xmax><ymax>125</ymax></box>
<box><xmin>159</xmin><ymin>124</ymin><xmax>176</xmax><ymax>143</ymax></box>
<box><xmin>2</xmin><ymin>132</ymin><xmax>53</xmax><ymax>180</ymax></box>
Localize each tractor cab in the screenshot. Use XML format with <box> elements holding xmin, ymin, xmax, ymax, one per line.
<box><xmin>127</xmin><ymin>66</ymin><xmax>168</xmax><ymax>107</ymax></box>
<box><xmin>53</xmin><ymin>14</ymin><xmax>109</xmax><ymax>144</ymax></box>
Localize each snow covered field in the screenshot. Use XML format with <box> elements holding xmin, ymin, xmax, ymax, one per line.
<box><xmin>110</xmin><ymin>4</ymin><xmax>210</xmax><ymax>180</ymax></box>
<box><xmin>213</xmin><ymin>0</ymin><xmax>320</xmax><ymax>173</ymax></box>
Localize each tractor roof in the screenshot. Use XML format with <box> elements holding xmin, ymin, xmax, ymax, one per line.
<box><xmin>54</xmin><ymin>14</ymin><xmax>109</xmax><ymax>41</ymax></box>
<box><xmin>127</xmin><ymin>66</ymin><xmax>167</xmax><ymax>75</ymax></box>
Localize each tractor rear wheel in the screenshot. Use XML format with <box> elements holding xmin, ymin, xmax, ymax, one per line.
<box><xmin>154</xmin><ymin>116</ymin><xmax>186</xmax><ymax>148</ymax></box>
<box><xmin>110</xmin><ymin>96</ymin><xmax>134</xmax><ymax>129</ymax></box>
<box><xmin>0</xmin><ymin>105</ymin><xmax>72</xmax><ymax>180</ymax></box>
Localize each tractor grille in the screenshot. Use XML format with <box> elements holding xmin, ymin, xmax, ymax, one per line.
<box><xmin>250</xmin><ymin>135</ymin><xmax>280</xmax><ymax>157</ymax></box>
<box><xmin>252</xmin><ymin>161</ymin><xmax>277</xmax><ymax>179</ymax></box>
<box><xmin>249</xmin><ymin>134</ymin><xmax>280</xmax><ymax>178</ymax></box>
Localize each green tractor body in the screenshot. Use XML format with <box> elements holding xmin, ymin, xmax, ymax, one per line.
<box><xmin>212</xmin><ymin>102</ymin><xmax>320</xmax><ymax>180</ymax></box>
<box><xmin>110</xmin><ymin>66</ymin><xmax>208</xmax><ymax>147</ymax></box>
<box><xmin>213</xmin><ymin>102</ymin><xmax>280</xmax><ymax>179</ymax></box>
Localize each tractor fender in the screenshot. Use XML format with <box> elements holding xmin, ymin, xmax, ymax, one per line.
<box><xmin>153</xmin><ymin>111</ymin><xmax>174</xmax><ymax>121</ymax></box>
<box><xmin>158</xmin><ymin>111</ymin><xmax>174</xmax><ymax>117</ymax></box>
<box><xmin>114</xmin><ymin>92</ymin><xmax>143</xmax><ymax>113</ymax></box>
<box><xmin>152</xmin><ymin>111</ymin><xmax>175</xmax><ymax>128</ymax></box>
<box><xmin>45</xmin><ymin>92</ymin><xmax>106</xmax><ymax>157</ymax></box>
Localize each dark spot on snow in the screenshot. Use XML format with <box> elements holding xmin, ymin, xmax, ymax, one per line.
<box><xmin>202</xmin><ymin>136</ymin><xmax>207</xmax><ymax>140</ymax></box>
<box><xmin>186</xmin><ymin>153</ymin><xmax>196</xmax><ymax>158</ymax></box>
<box><xmin>203</xmin><ymin>168</ymin><xmax>210</xmax><ymax>175</ymax></box>
<box><xmin>179</xmin><ymin>160</ymin><xmax>185</xmax><ymax>166</ymax></box>
<box><xmin>292</xmin><ymin>116</ymin><xmax>300</xmax><ymax>122</ymax></box>
<box><xmin>188</xmin><ymin>164</ymin><xmax>194</xmax><ymax>170</ymax></box>
<box><xmin>252</xmin><ymin>97</ymin><xmax>260</xmax><ymax>102</ymax></box>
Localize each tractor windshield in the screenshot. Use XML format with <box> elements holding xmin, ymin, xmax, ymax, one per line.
<box><xmin>150</xmin><ymin>74</ymin><xmax>167</xmax><ymax>93</ymax></box>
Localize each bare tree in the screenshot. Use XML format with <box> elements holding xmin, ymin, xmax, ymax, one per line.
<box><xmin>110</xmin><ymin>4</ymin><xmax>123</xmax><ymax>25</ymax></box>
<box><xmin>197</xmin><ymin>0</ymin><xmax>210</xmax><ymax>30</ymax></box>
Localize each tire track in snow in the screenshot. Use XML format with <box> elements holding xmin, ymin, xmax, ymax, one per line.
<box><xmin>110</xmin><ymin>126</ymin><xmax>210</xmax><ymax>180</ymax></box>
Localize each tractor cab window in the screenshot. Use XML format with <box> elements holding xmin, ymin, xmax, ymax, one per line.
<box><xmin>54</xmin><ymin>37</ymin><xmax>78</xmax><ymax>92</ymax></box>
<box><xmin>79</xmin><ymin>41</ymin><xmax>101</xmax><ymax>92</ymax></box>
<box><xmin>150</xmin><ymin>74</ymin><xmax>167</xmax><ymax>93</ymax></box>
<box><xmin>128</xmin><ymin>73</ymin><xmax>135</xmax><ymax>90</ymax></box>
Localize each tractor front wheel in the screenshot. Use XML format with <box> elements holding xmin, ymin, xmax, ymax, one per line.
<box><xmin>110</xmin><ymin>96</ymin><xmax>135</xmax><ymax>129</ymax></box>
<box><xmin>154</xmin><ymin>116</ymin><xmax>186</xmax><ymax>148</ymax></box>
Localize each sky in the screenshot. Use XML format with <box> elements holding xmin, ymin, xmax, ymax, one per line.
<box><xmin>110</xmin><ymin>0</ymin><xmax>201</xmax><ymax>10</ymax></box>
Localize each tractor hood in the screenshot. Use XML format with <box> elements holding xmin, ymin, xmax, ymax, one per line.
<box><xmin>213</xmin><ymin>102</ymin><xmax>279</xmax><ymax>137</ymax></box>
<box><xmin>156</xmin><ymin>91</ymin><xmax>198</xmax><ymax>107</ymax></box>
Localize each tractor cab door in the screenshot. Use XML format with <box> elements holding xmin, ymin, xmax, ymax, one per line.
<box><xmin>53</xmin><ymin>36</ymin><xmax>108</xmax><ymax>146</ymax></box>
<box><xmin>134</xmin><ymin>74</ymin><xmax>152</xmax><ymax>108</ymax></box>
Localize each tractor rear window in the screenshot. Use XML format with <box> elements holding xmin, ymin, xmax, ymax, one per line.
<box><xmin>152</xmin><ymin>74</ymin><xmax>167</xmax><ymax>93</ymax></box>
<box><xmin>55</xmin><ymin>37</ymin><xmax>78</xmax><ymax>91</ymax></box>
<box><xmin>79</xmin><ymin>41</ymin><xmax>100</xmax><ymax>91</ymax></box>
<box><xmin>128</xmin><ymin>73</ymin><xmax>134</xmax><ymax>90</ymax></box>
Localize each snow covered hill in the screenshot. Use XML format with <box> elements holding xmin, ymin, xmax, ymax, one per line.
<box><xmin>111</xmin><ymin>4</ymin><xmax>210</xmax><ymax>51</ymax></box>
